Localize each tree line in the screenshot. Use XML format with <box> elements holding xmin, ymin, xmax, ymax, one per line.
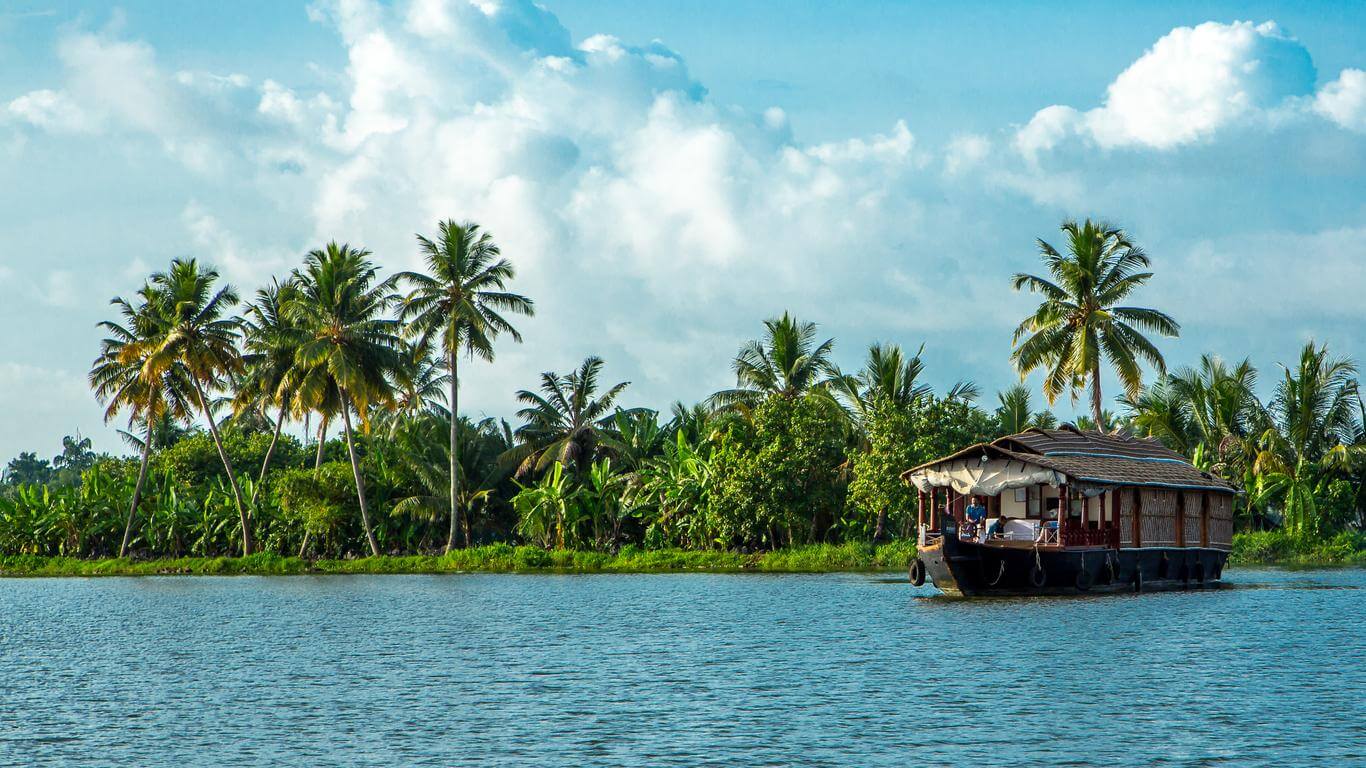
<box><xmin>2</xmin><ymin>219</ymin><xmax>1363</xmax><ymax>559</ymax></box>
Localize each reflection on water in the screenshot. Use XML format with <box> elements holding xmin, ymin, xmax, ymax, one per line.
<box><xmin>1</xmin><ymin>568</ymin><xmax>1362</xmax><ymax>766</ymax></box>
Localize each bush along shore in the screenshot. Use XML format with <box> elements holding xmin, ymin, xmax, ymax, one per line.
<box><xmin>5</xmin><ymin>218</ymin><xmax>1366</xmax><ymax>570</ymax></box>
<box><xmin>0</xmin><ymin>542</ymin><xmax>918</xmax><ymax>578</ymax></box>
<box><xmin>3</xmin><ymin>533</ymin><xmax>1363</xmax><ymax>577</ymax></box>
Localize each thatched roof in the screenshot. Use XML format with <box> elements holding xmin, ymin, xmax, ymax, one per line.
<box><xmin>903</xmin><ymin>426</ymin><xmax>1238</xmax><ymax>494</ymax></box>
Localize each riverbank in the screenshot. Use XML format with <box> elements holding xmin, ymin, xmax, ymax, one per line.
<box><xmin>0</xmin><ymin>541</ymin><xmax>919</xmax><ymax>577</ymax></box>
<box><xmin>3</xmin><ymin>532</ymin><xmax>1361</xmax><ymax>577</ymax></box>
<box><xmin>1228</xmin><ymin>530</ymin><xmax>1366</xmax><ymax>567</ymax></box>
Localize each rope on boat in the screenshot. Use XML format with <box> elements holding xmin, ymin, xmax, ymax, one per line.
<box><xmin>1106</xmin><ymin>552</ymin><xmax>1117</xmax><ymax>582</ymax></box>
<box><xmin>988</xmin><ymin>559</ymin><xmax>1007</xmax><ymax>586</ymax></box>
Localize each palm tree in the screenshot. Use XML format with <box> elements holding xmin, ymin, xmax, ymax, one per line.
<box><xmin>1255</xmin><ymin>342</ymin><xmax>1362</xmax><ymax>536</ymax></box>
<box><xmin>236</xmin><ymin>279</ymin><xmax>306</xmax><ymax>507</ymax></box>
<box><xmin>600</xmin><ymin>409</ymin><xmax>667</xmax><ymax>473</ymax></box>
<box><xmin>396</xmin><ymin>220</ymin><xmax>534</xmax><ymax>553</ymax></box>
<box><xmin>1171</xmin><ymin>357</ymin><xmax>1259</xmax><ymax>441</ymax></box>
<box><xmin>1011</xmin><ymin>219</ymin><xmax>1180</xmax><ymax>428</ymax></box>
<box><xmin>390</xmin><ymin>414</ymin><xmax>514</xmax><ymax>549</ymax></box>
<box><xmin>1123</xmin><ymin>376</ymin><xmax>1195</xmax><ymax>454</ymax></box>
<box><xmin>709</xmin><ymin>312</ymin><xmax>839</xmax><ymax>409</ymax></box>
<box><xmin>90</xmin><ymin>287</ymin><xmax>194</xmax><ymax>557</ymax></box>
<box><xmin>289</xmin><ymin>242</ymin><xmax>405</xmax><ymax>557</ymax></box>
<box><xmin>389</xmin><ymin>339</ymin><xmax>451</xmax><ymax>422</ymax></box>
<box><xmin>835</xmin><ymin>342</ymin><xmax>931</xmax><ymax>421</ymax></box>
<box><xmin>134</xmin><ymin>259</ymin><xmax>253</xmax><ymax>555</ymax></box>
<box><xmin>994</xmin><ymin>384</ymin><xmax>1057</xmax><ymax>435</ymax></box>
<box><xmin>514</xmin><ymin>356</ymin><xmax>631</xmax><ymax>476</ymax></box>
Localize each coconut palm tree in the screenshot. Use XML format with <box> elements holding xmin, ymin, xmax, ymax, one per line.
<box><xmin>514</xmin><ymin>356</ymin><xmax>631</xmax><ymax>476</ymax></box>
<box><xmin>134</xmin><ymin>259</ymin><xmax>253</xmax><ymax>554</ymax></box>
<box><xmin>1011</xmin><ymin>219</ymin><xmax>1180</xmax><ymax>428</ymax></box>
<box><xmin>236</xmin><ymin>279</ymin><xmax>307</xmax><ymax>506</ymax></box>
<box><xmin>1254</xmin><ymin>342</ymin><xmax>1362</xmax><ymax>536</ymax></box>
<box><xmin>90</xmin><ymin>287</ymin><xmax>194</xmax><ymax>557</ymax></box>
<box><xmin>709</xmin><ymin>312</ymin><xmax>839</xmax><ymax>410</ymax></box>
<box><xmin>994</xmin><ymin>384</ymin><xmax>1057</xmax><ymax>435</ymax></box>
<box><xmin>289</xmin><ymin>242</ymin><xmax>405</xmax><ymax>556</ymax></box>
<box><xmin>388</xmin><ymin>339</ymin><xmax>451</xmax><ymax>422</ymax></box>
<box><xmin>396</xmin><ymin>220</ymin><xmax>534</xmax><ymax>552</ymax></box>
<box><xmin>834</xmin><ymin>342</ymin><xmax>932</xmax><ymax>421</ymax></box>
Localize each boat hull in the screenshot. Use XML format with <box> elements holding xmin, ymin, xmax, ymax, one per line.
<box><xmin>917</xmin><ymin>532</ymin><xmax>1228</xmax><ymax>597</ymax></box>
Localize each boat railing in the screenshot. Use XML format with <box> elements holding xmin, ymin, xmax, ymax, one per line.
<box><xmin>1061</xmin><ymin>526</ymin><xmax>1121</xmax><ymax>548</ymax></box>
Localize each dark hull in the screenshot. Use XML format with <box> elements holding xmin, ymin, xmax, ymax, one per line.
<box><xmin>918</xmin><ymin>534</ymin><xmax>1228</xmax><ymax>597</ymax></box>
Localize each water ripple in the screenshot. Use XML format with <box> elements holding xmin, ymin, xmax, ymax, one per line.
<box><xmin>0</xmin><ymin>569</ymin><xmax>1362</xmax><ymax>766</ymax></box>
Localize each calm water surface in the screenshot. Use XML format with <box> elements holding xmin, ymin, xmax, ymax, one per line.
<box><xmin>1</xmin><ymin>568</ymin><xmax>1363</xmax><ymax>766</ymax></box>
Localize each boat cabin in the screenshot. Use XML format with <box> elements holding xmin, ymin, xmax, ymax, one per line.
<box><xmin>902</xmin><ymin>426</ymin><xmax>1238</xmax><ymax>552</ymax></box>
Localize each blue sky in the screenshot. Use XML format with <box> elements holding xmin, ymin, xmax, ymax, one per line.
<box><xmin>2</xmin><ymin>0</ymin><xmax>1365</xmax><ymax>460</ymax></box>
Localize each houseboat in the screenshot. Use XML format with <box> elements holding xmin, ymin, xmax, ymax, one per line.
<box><xmin>902</xmin><ymin>426</ymin><xmax>1237</xmax><ymax>596</ymax></box>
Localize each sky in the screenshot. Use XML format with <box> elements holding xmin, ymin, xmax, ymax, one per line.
<box><xmin>2</xmin><ymin>0</ymin><xmax>1365</xmax><ymax>461</ymax></box>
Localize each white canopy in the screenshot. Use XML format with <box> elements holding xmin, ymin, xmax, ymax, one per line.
<box><xmin>905</xmin><ymin>457</ymin><xmax>1064</xmax><ymax>495</ymax></box>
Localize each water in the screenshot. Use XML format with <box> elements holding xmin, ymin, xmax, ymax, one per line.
<box><xmin>1</xmin><ymin>569</ymin><xmax>1363</xmax><ymax>767</ymax></box>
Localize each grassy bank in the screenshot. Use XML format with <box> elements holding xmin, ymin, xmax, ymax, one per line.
<box><xmin>4</xmin><ymin>532</ymin><xmax>1361</xmax><ymax>577</ymax></box>
<box><xmin>0</xmin><ymin>541</ymin><xmax>918</xmax><ymax>577</ymax></box>
<box><xmin>1229</xmin><ymin>530</ymin><xmax>1366</xmax><ymax>567</ymax></box>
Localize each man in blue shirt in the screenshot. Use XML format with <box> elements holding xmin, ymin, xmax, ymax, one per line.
<box><xmin>965</xmin><ymin>496</ymin><xmax>988</xmax><ymax>524</ymax></box>
<box><xmin>964</xmin><ymin>495</ymin><xmax>987</xmax><ymax>538</ymax></box>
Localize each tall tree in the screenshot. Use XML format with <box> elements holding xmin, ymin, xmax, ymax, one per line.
<box><xmin>1010</xmin><ymin>219</ymin><xmax>1179</xmax><ymax>427</ymax></box>
<box><xmin>91</xmin><ymin>286</ymin><xmax>194</xmax><ymax>557</ymax></box>
<box><xmin>135</xmin><ymin>259</ymin><xmax>253</xmax><ymax>554</ymax></box>
<box><xmin>836</xmin><ymin>342</ymin><xmax>932</xmax><ymax>423</ymax></box>
<box><xmin>1254</xmin><ymin>342</ymin><xmax>1362</xmax><ymax>536</ymax></box>
<box><xmin>289</xmin><ymin>242</ymin><xmax>405</xmax><ymax>557</ymax></box>
<box><xmin>236</xmin><ymin>279</ymin><xmax>306</xmax><ymax>506</ymax></box>
<box><xmin>994</xmin><ymin>383</ymin><xmax>1057</xmax><ymax>435</ymax></box>
<box><xmin>397</xmin><ymin>220</ymin><xmax>533</xmax><ymax>551</ymax></box>
<box><xmin>514</xmin><ymin>356</ymin><xmax>630</xmax><ymax>476</ymax></box>
<box><xmin>709</xmin><ymin>312</ymin><xmax>840</xmax><ymax>410</ymax></box>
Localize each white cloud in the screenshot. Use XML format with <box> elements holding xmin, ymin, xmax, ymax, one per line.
<box><xmin>1017</xmin><ymin>21</ymin><xmax>1316</xmax><ymax>153</ymax></box>
<box><xmin>2</xmin><ymin>4</ymin><xmax>1366</xmax><ymax>458</ymax></box>
<box><xmin>6</xmin><ymin>89</ymin><xmax>90</xmax><ymax>133</ymax></box>
<box><xmin>1315</xmin><ymin>68</ymin><xmax>1366</xmax><ymax>132</ymax></box>
<box><xmin>943</xmin><ymin>133</ymin><xmax>990</xmax><ymax>176</ymax></box>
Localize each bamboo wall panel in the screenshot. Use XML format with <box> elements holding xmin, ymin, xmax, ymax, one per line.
<box><xmin>1119</xmin><ymin>488</ymin><xmax>1136</xmax><ymax>546</ymax></box>
<box><xmin>1140</xmin><ymin>489</ymin><xmax>1178</xmax><ymax>546</ymax></box>
<box><xmin>1208</xmin><ymin>493</ymin><xmax>1234</xmax><ymax>551</ymax></box>
<box><xmin>1183</xmin><ymin>492</ymin><xmax>1204</xmax><ymax>547</ymax></box>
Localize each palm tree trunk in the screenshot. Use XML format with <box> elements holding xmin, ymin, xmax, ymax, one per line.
<box><xmin>118</xmin><ymin>417</ymin><xmax>155</xmax><ymax>558</ymax></box>
<box><xmin>315</xmin><ymin>416</ymin><xmax>328</xmax><ymax>469</ymax></box>
<box><xmin>252</xmin><ymin>407</ymin><xmax>287</xmax><ymax>506</ymax></box>
<box><xmin>339</xmin><ymin>393</ymin><xmax>381</xmax><ymax>557</ymax></box>
<box><xmin>446</xmin><ymin>350</ymin><xmax>460</xmax><ymax>553</ymax></box>
<box><xmin>1091</xmin><ymin>361</ymin><xmax>1104</xmax><ymax>430</ymax></box>
<box><xmin>298</xmin><ymin>530</ymin><xmax>311</xmax><ymax>558</ymax></box>
<box><xmin>872</xmin><ymin>506</ymin><xmax>887</xmax><ymax>543</ymax></box>
<box><xmin>192</xmin><ymin>377</ymin><xmax>253</xmax><ymax>556</ymax></box>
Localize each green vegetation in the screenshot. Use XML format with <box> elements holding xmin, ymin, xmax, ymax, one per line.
<box><xmin>1</xmin><ymin>216</ymin><xmax>1362</xmax><ymax>574</ymax></box>
<box><xmin>0</xmin><ymin>542</ymin><xmax>918</xmax><ymax>577</ymax></box>
<box><xmin>1229</xmin><ymin>530</ymin><xmax>1366</xmax><ymax>567</ymax></box>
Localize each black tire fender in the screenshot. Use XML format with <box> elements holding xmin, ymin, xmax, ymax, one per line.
<box><xmin>908</xmin><ymin>558</ymin><xmax>926</xmax><ymax>587</ymax></box>
<box><xmin>1075</xmin><ymin>568</ymin><xmax>1093</xmax><ymax>592</ymax></box>
<box><xmin>1029</xmin><ymin>564</ymin><xmax>1047</xmax><ymax>588</ymax></box>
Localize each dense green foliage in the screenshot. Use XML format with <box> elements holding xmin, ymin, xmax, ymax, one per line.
<box><xmin>0</xmin><ymin>542</ymin><xmax>919</xmax><ymax>577</ymax></box>
<box><xmin>3</xmin><ymin>216</ymin><xmax>1364</xmax><ymax>570</ymax></box>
